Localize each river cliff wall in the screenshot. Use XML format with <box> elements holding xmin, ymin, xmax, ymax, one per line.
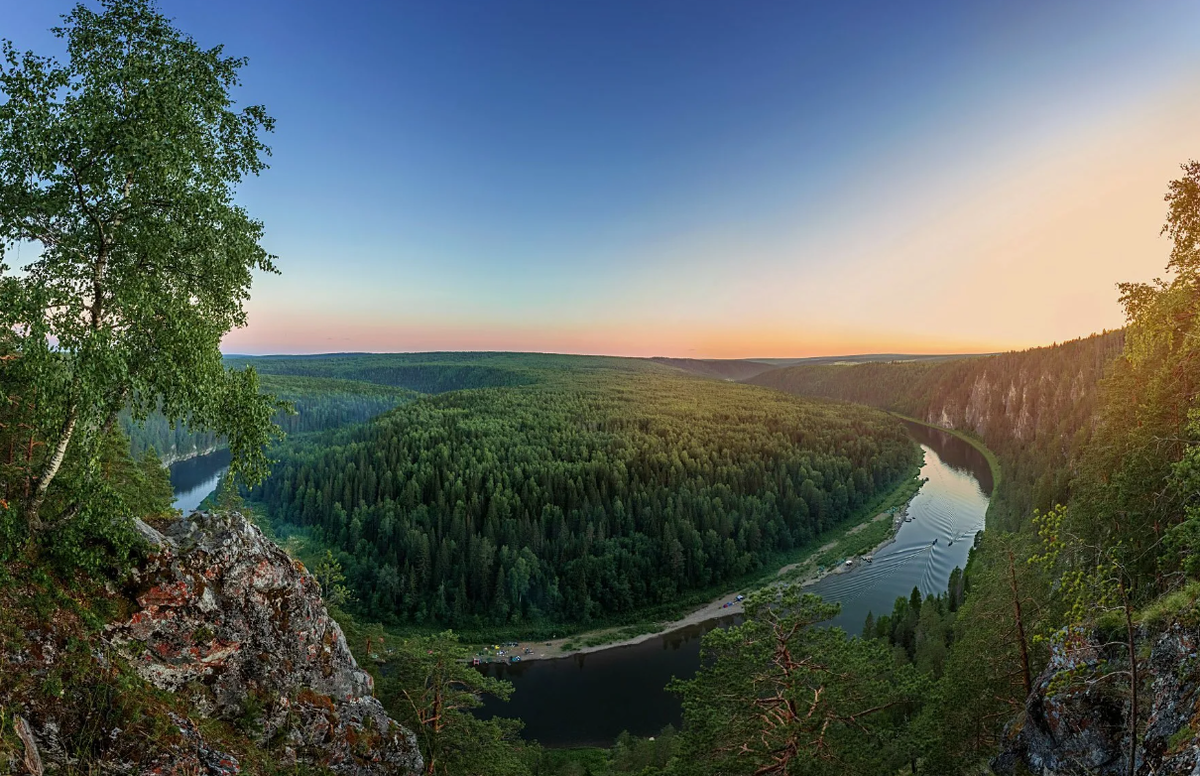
<box><xmin>747</xmin><ymin>331</ymin><xmax>1124</xmax><ymax>529</ymax></box>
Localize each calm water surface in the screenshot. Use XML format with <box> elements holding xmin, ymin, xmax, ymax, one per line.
<box><xmin>477</xmin><ymin>421</ymin><xmax>993</xmax><ymax>747</ymax></box>
<box><xmin>169</xmin><ymin>449</ymin><xmax>231</xmax><ymax>513</ymax></box>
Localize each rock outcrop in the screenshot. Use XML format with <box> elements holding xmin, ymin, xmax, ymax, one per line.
<box><xmin>108</xmin><ymin>510</ymin><xmax>422</xmax><ymax>775</ymax></box>
<box><xmin>993</xmin><ymin>622</ymin><xmax>1200</xmax><ymax>775</ymax></box>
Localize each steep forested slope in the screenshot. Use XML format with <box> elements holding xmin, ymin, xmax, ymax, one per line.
<box><xmin>747</xmin><ymin>331</ymin><xmax>1124</xmax><ymax>529</ymax></box>
<box><xmin>250</xmin><ymin>364</ymin><xmax>918</xmax><ymax>628</ymax></box>
<box><xmin>122</xmin><ymin>374</ymin><xmax>417</xmax><ymax>461</ymax></box>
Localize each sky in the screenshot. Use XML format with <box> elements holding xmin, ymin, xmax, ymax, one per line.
<box><xmin>4</xmin><ymin>0</ymin><xmax>1200</xmax><ymax>358</ymax></box>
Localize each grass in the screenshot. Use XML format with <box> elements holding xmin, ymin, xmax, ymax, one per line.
<box><xmin>574</xmin><ymin>623</ymin><xmax>667</xmax><ymax>650</ymax></box>
<box><xmin>1138</xmin><ymin>580</ymin><xmax>1200</xmax><ymax>628</ymax></box>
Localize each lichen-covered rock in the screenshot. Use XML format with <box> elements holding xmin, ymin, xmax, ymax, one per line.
<box><xmin>993</xmin><ymin>622</ymin><xmax>1200</xmax><ymax>775</ymax></box>
<box><xmin>108</xmin><ymin>510</ymin><xmax>422</xmax><ymax>775</ymax></box>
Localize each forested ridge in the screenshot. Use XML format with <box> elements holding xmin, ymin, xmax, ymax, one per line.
<box><xmin>222</xmin><ymin>351</ymin><xmax>623</xmax><ymax>394</ymax></box>
<box><xmin>648</xmin><ymin>357</ymin><xmax>776</xmax><ymax>381</ymax></box>
<box><xmin>251</xmin><ymin>364</ymin><xmax>918</xmax><ymax>627</ymax></box>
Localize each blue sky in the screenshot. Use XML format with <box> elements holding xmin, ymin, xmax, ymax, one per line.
<box><xmin>4</xmin><ymin>0</ymin><xmax>1200</xmax><ymax>356</ymax></box>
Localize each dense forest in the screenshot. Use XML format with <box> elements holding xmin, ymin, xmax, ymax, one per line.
<box><xmin>250</xmin><ymin>362</ymin><xmax>919</xmax><ymax>626</ymax></box>
<box><xmin>121</xmin><ymin>374</ymin><xmax>417</xmax><ymax>461</ymax></box>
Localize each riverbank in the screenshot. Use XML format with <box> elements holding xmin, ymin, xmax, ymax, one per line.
<box><xmin>471</xmin><ymin>470</ymin><xmax>924</xmax><ymax>665</ymax></box>
<box><xmin>889</xmin><ymin>412</ymin><xmax>1002</xmax><ymax>490</ymax></box>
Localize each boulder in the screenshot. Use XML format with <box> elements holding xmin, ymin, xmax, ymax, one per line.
<box><xmin>108</xmin><ymin>511</ymin><xmax>422</xmax><ymax>775</ymax></box>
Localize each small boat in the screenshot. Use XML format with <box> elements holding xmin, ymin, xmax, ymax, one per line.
<box><xmin>947</xmin><ymin>539</ymin><xmax>954</xmax><ymax>546</ymax></box>
<box><xmin>931</xmin><ymin>538</ymin><xmax>938</xmax><ymax>546</ymax></box>
<box><xmin>863</xmin><ymin>556</ymin><xmax>873</xmax><ymax>564</ymax></box>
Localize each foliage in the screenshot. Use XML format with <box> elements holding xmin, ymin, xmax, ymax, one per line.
<box><xmin>669</xmin><ymin>588</ymin><xmax>925</xmax><ymax>776</ymax></box>
<box><xmin>312</xmin><ymin>549</ymin><xmax>356</xmax><ymax>609</ymax></box>
<box><xmin>0</xmin><ymin>0</ymin><xmax>283</xmax><ymax>538</ymax></box>
<box><xmin>912</xmin><ymin>531</ymin><xmax>1051</xmax><ymax>771</ymax></box>
<box><xmin>1064</xmin><ymin>161</ymin><xmax>1200</xmax><ymax>595</ymax></box>
<box><xmin>1</xmin><ymin>423</ymin><xmax>171</xmax><ymax>574</ymax></box>
<box><xmin>249</xmin><ymin>358</ymin><xmax>918</xmax><ymax>627</ymax></box>
<box><xmin>374</xmin><ymin>630</ymin><xmax>533</xmax><ymax>776</ymax></box>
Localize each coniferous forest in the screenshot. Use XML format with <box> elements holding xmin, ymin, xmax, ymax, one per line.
<box><xmin>248</xmin><ymin>362</ymin><xmax>918</xmax><ymax>626</ymax></box>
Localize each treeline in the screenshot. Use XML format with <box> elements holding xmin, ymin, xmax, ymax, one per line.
<box><xmin>121</xmin><ymin>374</ymin><xmax>416</xmax><ymax>461</ymax></box>
<box><xmin>648</xmin><ymin>357</ymin><xmax>775</xmax><ymax>381</ymax></box>
<box><xmin>251</xmin><ymin>368</ymin><xmax>918</xmax><ymax>627</ymax></box>
<box><xmin>223</xmin><ymin>352</ymin><xmax>564</xmax><ymax>394</ymax></box>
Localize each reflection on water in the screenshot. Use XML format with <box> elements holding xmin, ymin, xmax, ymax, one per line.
<box><xmin>480</xmin><ymin>615</ymin><xmax>740</xmax><ymax>748</ymax></box>
<box><xmin>476</xmin><ymin>420</ymin><xmax>993</xmax><ymax>747</ymax></box>
<box><xmin>169</xmin><ymin>449</ymin><xmax>231</xmax><ymax>513</ymax></box>
<box><xmin>807</xmin><ymin>420</ymin><xmax>990</xmax><ymax>632</ymax></box>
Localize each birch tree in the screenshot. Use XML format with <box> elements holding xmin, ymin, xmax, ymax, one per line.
<box><xmin>0</xmin><ymin>0</ymin><xmax>281</xmax><ymax>536</ymax></box>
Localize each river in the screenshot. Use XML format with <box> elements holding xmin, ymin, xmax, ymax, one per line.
<box><xmin>475</xmin><ymin>420</ymin><xmax>993</xmax><ymax>747</ymax></box>
<box><xmin>168</xmin><ymin>449</ymin><xmax>231</xmax><ymax>513</ymax></box>
<box><xmin>164</xmin><ymin>425</ymin><xmax>993</xmax><ymax>748</ymax></box>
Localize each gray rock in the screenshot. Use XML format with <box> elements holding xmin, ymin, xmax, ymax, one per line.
<box><xmin>993</xmin><ymin>622</ymin><xmax>1200</xmax><ymax>776</ymax></box>
<box><xmin>109</xmin><ymin>510</ymin><xmax>423</xmax><ymax>775</ymax></box>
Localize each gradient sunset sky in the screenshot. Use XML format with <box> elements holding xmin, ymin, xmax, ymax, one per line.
<box><xmin>6</xmin><ymin>0</ymin><xmax>1200</xmax><ymax>357</ymax></box>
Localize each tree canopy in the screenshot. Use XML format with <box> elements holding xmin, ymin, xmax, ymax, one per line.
<box><xmin>0</xmin><ymin>0</ymin><xmax>281</xmax><ymax>538</ymax></box>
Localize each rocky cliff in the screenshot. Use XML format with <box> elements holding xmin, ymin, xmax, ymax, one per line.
<box><xmin>993</xmin><ymin>621</ymin><xmax>1200</xmax><ymax>775</ymax></box>
<box><xmin>3</xmin><ymin>510</ymin><xmax>422</xmax><ymax>775</ymax></box>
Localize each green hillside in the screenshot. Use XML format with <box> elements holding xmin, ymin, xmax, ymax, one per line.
<box><xmin>249</xmin><ymin>358</ymin><xmax>918</xmax><ymax>628</ymax></box>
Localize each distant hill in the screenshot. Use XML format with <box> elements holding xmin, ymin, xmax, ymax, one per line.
<box><xmin>647</xmin><ymin>357</ymin><xmax>777</xmax><ymax>381</ymax></box>
<box><xmin>753</xmin><ymin>353</ymin><xmax>988</xmax><ymax>366</ymax></box>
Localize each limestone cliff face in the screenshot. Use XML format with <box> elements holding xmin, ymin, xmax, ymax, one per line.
<box><xmin>993</xmin><ymin>622</ymin><xmax>1200</xmax><ymax>775</ymax></box>
<box><xmin>917</xmin><ymin>360</ymin><xmax>1098</xmax><ymax>450</ymax></box>
<box><xmin>109</xmin><ymin>511</ymin><xmax>422</xmax><ymax>775</ymax></box>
